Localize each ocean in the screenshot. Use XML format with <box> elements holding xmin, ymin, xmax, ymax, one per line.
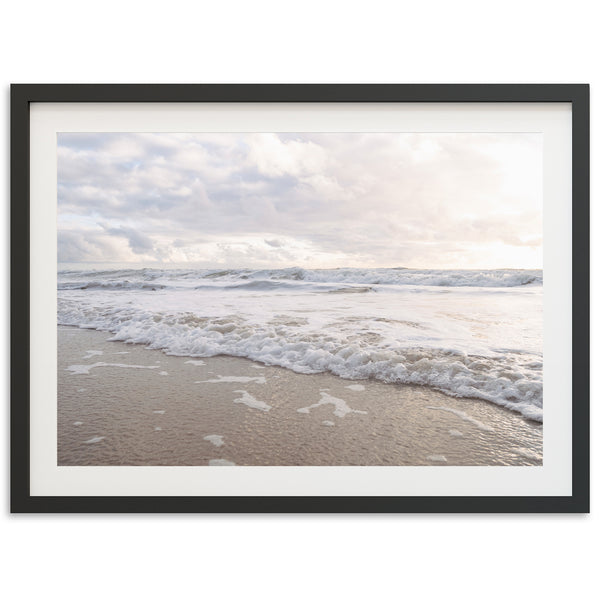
<box><xmin>57</xmin><ymin>266</ymin><xmax>543</xmax><ymax>422</ymax></box>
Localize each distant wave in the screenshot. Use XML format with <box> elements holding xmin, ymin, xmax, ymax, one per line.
<box><xmin>58</xmin><ymin>266</ymin><xmax>543</xmax><ymax>289</ymax></box>
<box><xmin>226</xmin><ymin>280</ymin><xmax>304</xmax><ymax>291</ymax></box>
<box><xmin>326</xmin><ymin>286</ymin><xmax>374</xmax><ymax>294</ymax></box>
<box><xmin>59</xmin><ymin>279</ymin><xmax>376</xmax><ymax>294</ymax></box>
<box><xmin>58</xmin><ymin>281</ymin><xmax>167</xmax><ymax>291</ymax></box>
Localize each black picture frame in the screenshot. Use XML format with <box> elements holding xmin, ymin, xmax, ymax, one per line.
<box><xmin>11</xmin><ymin>84</ymin><xmax>590</xmax><ymax>513</ymax></box>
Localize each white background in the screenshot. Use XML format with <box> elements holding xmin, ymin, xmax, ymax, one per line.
<box><xmin>0</xmin><ymin>1</ymin><xmax>596</xmax><ymax>599</ymax></box>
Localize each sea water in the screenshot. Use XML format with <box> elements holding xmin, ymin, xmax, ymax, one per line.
<box><xmin>57</xmin><ymin>266</ymin><xmax>543</xmax><ymax>421</ymax></box>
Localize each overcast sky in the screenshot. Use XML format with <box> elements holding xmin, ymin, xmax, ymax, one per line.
<box><xmin>57</xmin><ymin>132</ymin><xmax>542</xmax><ymax>269</ymax></box>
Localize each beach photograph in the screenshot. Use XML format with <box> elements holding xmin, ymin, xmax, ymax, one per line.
<box><xmin>57</xmin><ymin>131</ymin><xmax>543</xmax><ymax>466</ymax></box>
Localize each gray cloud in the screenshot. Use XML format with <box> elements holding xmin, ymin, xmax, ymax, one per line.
<box><xmin>58</xmin><ymin>230</ymin><xmax>127</xmax><ymax>263</ymax></box>
<box><xmin>104</xmin><ymin>226</ymin><xmax>154</xmax><ymax>255</ymax></box>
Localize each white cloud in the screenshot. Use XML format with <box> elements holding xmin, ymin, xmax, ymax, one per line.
<box><xmin>247</xmin><ymin>133</ymin><xmax>330</xmax><ymax>177</ymax></box>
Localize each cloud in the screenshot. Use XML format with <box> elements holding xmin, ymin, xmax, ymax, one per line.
<box><xmin>104</xmin><ymin>226</ymin><xmax>154</xmax><ymax>255</ymax></box>
<box><xmin>58</xmin><ymin>230</ymin><xmax>129</xmax><ymax>262</ymax></box>
<box><xmin>247</xmin><ymin>133</ymin><xmax>330</xmax><ymax>177</ymax></box>
<box><xmin>57</xmin><ymin>132</ymin><xmax>542</xmax><ymax>268</ymax></box>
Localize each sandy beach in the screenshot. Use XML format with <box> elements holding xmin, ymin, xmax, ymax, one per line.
<box><xmin>58</xmin><ymin>325</ymin><xmax>542</xmax><ymax>466</ymax></box>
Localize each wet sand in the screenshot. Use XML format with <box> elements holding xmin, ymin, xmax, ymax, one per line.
<box><xmin>58</xmin><ymin>325</ymin><xmax>543</xmax><ymax>466</ymax></box>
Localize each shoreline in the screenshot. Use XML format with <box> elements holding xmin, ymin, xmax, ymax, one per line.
<box><xmin>58</xmin><ymin>325</ymin><xmax>543</xmax><ymax>466</ymax></box>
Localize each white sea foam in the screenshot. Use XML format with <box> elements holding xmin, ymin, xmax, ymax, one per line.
<box><xmin>298</xmin><ymin>391</ymin><xmax>367</xmax><ymax>418</ymax></box>
<box><xmin>84</xmin><ymin>349</ymin><xmax>103</xmax><ymax>359</ymax></box>
<box><xmin>58</xmin><ymin>266</ymin><xmax>543</xmax><ymax>421</ymax></box>
<box><xmin>158</xmin><ymin>371</ymin><xmax>169</xmax><ymax>376</ymax></box>
<box><xmin>513</xmin><ymin>447</ymin><xmax>542</xmax><ymax>461</ymax></box>
<box><xmin>426</xmin><ymin>406</ymin><xmax>494</xmax><ymax>432</ymax></box>
<box><xmin>200</xmin><ymin>375</ymin><xmax>266</xmax><ymax>384</ymax></box>
<box><xmin>322</xmin><ymin>420</ymin><xmax>335</xmax><ymax>427</ymax></box>
<box><xmin>233</xmin><ymin>390</ymin><xmax>271</xmax><ymax>412</ymax></box>
<box><xmin>345</xmin><ymin>384</ymin><xmax>365</xmax><ymax>391</ymax></box>
<box><xmin>185</xmin><ymin>359</ymin><xmax>206</xmax><ymax>366</ymax></box>
<box><xmin>427</xmin><ymin>455</ymin><xmax>448</xmax><ymax>462</ymax></box>
<box><xmin>73</xmin><ymin>421</ymin><xmax>83</xmax><ymax>426</ymax></box>
<box><xmin>154</xmin><ymin>426</ymin><xmax>162</xmax><ymax>431</ymax></box>
<box><xmin>153</xmin><ymin>410</ymin><xmax>165</xmax><ymax>414</ymax></box>
<box><xmin>66</xmin><ymin>362</ymin><xmax>159</xmax><ymax>375</ymax></box>
<box><xmin>209</xmin><ymin>459</ymin><xmax>236</xmax><ymax>466</ymax></box>
<box><xmin>448</xmin><ymin>429</ymin><xmax>464</xmax><ymax>437</ymax></box>
<box><xmin>82</xmin><ymin>436</ymin><xmax>105</xmax><ymax>444</ymax></box>
<box><xmin>204</xmin><ymin>435</ymin><xmax>225</xmax><ymax>447</ymax></box>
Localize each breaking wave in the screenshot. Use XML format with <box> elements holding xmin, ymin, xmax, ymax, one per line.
<box><xmin>57</xmin><ymin>303</ymin><xmax>543</xmax><ymax>423</ymax></box>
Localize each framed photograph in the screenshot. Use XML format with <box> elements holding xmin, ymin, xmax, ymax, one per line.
<box><xmin>11</xmin><ymin>84</ymin><xmax>589</xmax><ymax>512</ymax></box>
